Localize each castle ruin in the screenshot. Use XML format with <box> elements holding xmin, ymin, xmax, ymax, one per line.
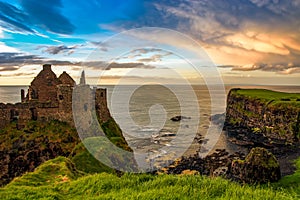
<box><xmin>0</xmin><ymin>64</ymin><xmax>110</xmax><ymax>129</ymax></box>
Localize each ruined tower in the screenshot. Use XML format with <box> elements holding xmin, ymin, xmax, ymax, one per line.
<box><xmin>79</xmin><ymin>71</ymin><xmax>86</xmax><ymax>85</ymax></box>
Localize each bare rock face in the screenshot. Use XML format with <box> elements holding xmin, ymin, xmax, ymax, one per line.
<box><xmin>230</xmin><ymin>147</ymin><xmax>281</xmax><ymax>183</ymax></box>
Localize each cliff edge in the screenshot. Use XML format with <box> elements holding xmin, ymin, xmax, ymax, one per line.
<box><xmin>225</xmin><ymin>88</ymin><xmax>300</xmax><ymax>145</ymax></box>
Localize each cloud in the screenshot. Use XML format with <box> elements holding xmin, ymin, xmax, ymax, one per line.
<box><xmin>39</xmin><ymin>45</ymin><xmax>79</xmax><ymax>55</ymax></box>
<box><xmin>0</xmin><ymin>66</ymin><xmax>20</xmax><ymax>72</ymax></box>
<box><xmin>90</xmin><ymin>41</ymin><xmax>109</xmax><ymax>52</ymax></box>
<box><xmin>0</xmin><ymin>53</ymin><xmax>43</xmax><ymax>67</ymax></box>
<box><xmin>0</xmin><ymin>2</ymin><xmax>34</xmax><ymax>33</ymax></box>
<box><xmin>0</xmin><ymin>1</ymin><xmax>75</xmax><ymax>34</ymax></box>
<box><xmin>130</xmin><ymin>48</ymin><xmax>165</xmax><ymax>54</ymax></box>
<box><xmin>278</xmin><ymin>67</ymin><xmax>300</xmax><ymax>75</ymax></box>
<box><xmin>0</xmin><ymin>72</ymin><xmax>35</xmax><ymax>77</ymax></box>
<box><xmin>0</xmin><ymin>42</ymin><xmax>19</xmax><ymax>53</ymax></box>
<box><xmin>81</xmin><ymin>61</ymin><xmax>155</xmax><ymax>70</ymax></box>
<box><xmin>137</xmin><ymin>54</ymin><xmax>163</xmax><ymax>63</ymax></box>
<box><xmin>0</xmin><ymin>52</ymin><xmax>155</xmax><ymax>71</ymax></box>
<box><xmin>0</xmin><ymin>52</ymin><xmax>75</xmax><ymax>67</ymax></box>
<box><xmin>20</xmin><ymin>0</ymin><xmax>75</xmax><ymax>34</ymax></box>
<box><xmin>103</xmin><ymin>0</ymin><xmax>300</xmax><ymax>69</ymax></box>
<box><xmin>117</xmin><ymin>48</ymin><xmax>173</xmax><ymax>62</ymax></box>
<box><xmin>219</xmin><ymin>63</ymin><xmax>300</xmax><ymax>74</ymax></box>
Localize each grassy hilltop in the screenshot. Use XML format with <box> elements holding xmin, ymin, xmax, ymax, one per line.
<box><xmin>232</xmin><ymin>89</ymin><xmax>300</xmax><ymax>106</ymax></box>
<box><xmin>1</xmin><ymin>88</ymin><xmax>300</xmax><ymax>199</ymax></box>
<box><xmin>0</xmin><ymin>156</ymin><xmax>300</xmax><ymax>199</ymax></box>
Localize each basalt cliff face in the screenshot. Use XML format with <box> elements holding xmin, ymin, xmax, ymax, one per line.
<box><xmin>225</xmin><ymin>88</ymin><xmax>300</xmax><ymax>145</ymax></box>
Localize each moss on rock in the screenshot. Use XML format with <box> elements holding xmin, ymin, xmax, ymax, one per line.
<box><xmin>231</xmin><ymin>147</ymin><xmax>281</xmax><ymax>183</ymax></box>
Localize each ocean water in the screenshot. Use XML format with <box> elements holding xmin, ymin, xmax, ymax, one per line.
<box><xmin>1</xmin><ymin>85</ymin><xmax>300</xmax><ymax>168</ymax></box>
<box><xmin>0</xmin><ymin>86</ymin><xmax>28</xmax><ymax>103</ymax></box>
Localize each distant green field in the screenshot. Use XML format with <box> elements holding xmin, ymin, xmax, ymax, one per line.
<box><xmin>0</xmin><ymin>156</ymin><xmax>299</xmax><ymax>200</ymax></box>
<box><xmin>233</xmin><ymin>89</ymin><xmax>300</xmax><ymax>102</ymax></box>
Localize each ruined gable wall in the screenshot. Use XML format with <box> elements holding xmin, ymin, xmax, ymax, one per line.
<box><xmin>58</xmin><ymin>72</ymin><xmax>75</xmax><ymax>86</ymax></box>
<box><xmin>30</xmin><ymin>66</ymin><xmax>61</xmax><ymax>103</ymax></box>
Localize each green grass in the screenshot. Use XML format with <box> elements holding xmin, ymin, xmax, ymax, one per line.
<box><xmin>273</xmin><ymin>158</ymin><xmax>300</xmax><ymax>198</ymax></box>
<box><xmin>70</xmin><ymin>142</ymin><xmax>115</xmax><ymax>174</ymax></box>
<box><xmin>1</xmin><ymin>157</ymin><xmax>300</xmax><ymax>199</ymax></box>
<box><xmin>6</xmin><ymin>157</ymin><xmax>85</xmax><ymax>187</ymax></box>
<box><xmin>0</xmin><ymin>120</ymin><xmax>80</xmax><ymax>153</ymax></box>
<box><xmin>101</xmin><ymin>118</ymin><xmax>132</xmax><ymax>151</ymax></box>
<box><xmin>233</xmin><ymin>89</ymin><xmax>300</xmax><ymax>106</ymax></box>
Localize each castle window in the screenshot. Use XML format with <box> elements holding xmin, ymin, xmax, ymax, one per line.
<box><xmin>100</xmin><ymin>92</ymin><xmax>104</xmax><ymax>97</ymax></box>
<box><xmin>84</xmin><ymin>103</ymin><xmax>88</xmax><ymax>111</ymax></box>
<box><xmin>30</xmin><ymin>108</ymin><xmax>38</xmax><ymax>121</ymax></box>
<box><xmin>31</xmin><ymin>89</ymin><xmax>37</xmax><ymax>99</ymax></box>
<box><xmin>10</xmin><ymin>109</ymin><xmax>19</xmax><ymax>122</ymax></box>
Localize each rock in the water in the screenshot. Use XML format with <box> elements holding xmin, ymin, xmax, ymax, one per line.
<box><xmin>210</xmin><ymin>113</ymin><xmax>225</xmax><ymax>126</ymax></box>
<box><xmin>170</xmin><ymin>115</ymin><xmax>191</xmax><ymax>121</ymax></box>
<box><xmin>230</xmin><ymin>147</ymin><xmax>281</xmax><ymax>183</ymax></box>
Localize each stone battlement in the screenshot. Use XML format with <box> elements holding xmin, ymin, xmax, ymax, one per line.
<box><xmin>0</xmin><ymin>64</ymin><xmax>110</xmax><ymax>129</ymax></box>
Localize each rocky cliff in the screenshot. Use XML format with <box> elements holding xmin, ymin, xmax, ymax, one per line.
<box><xmin>0</xmin><ymin>118</ymin><xmax>135</xmax><ymax>186</ymax></box>
<box><xmin>225</xmin><ymin>88</ymin><xmax>300</xmax><ymax>145</ymax></box>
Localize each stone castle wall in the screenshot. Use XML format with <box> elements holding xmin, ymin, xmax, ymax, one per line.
<box><xmin>0</xmin><ymin>64</ymin><xmax>111</xmax><ymax>129</ymax></box>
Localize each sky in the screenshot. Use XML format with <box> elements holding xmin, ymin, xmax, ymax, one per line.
<box><xmin>0</xmin><ymin>0</ymin><xmax>300</xmax><ymax>85</ymax></box>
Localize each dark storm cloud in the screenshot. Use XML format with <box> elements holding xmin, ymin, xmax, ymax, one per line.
<box><xmin>0</xmin><ymin>0</ymin><xmax>75</xmax><ymax>34</ymax></box>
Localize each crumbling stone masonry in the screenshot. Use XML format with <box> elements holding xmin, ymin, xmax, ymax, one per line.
<box><xmin>0</xmin><ymin>64</ymin><xmax>110</xmax><ymax>129</ymax></box>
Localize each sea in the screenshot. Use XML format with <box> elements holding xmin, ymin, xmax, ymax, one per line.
<box><xmin>1</xmin><ymin>85</ymin><xmax>300</xmax><ymax>169</ymax></box>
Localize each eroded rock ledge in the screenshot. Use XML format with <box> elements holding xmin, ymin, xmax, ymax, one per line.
<box><xmin>225</xmin><ymin>88</ymin><xmax>300</xmax><ymax>147</ymax></box>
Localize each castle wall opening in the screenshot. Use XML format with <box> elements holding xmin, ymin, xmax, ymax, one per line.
<box><xmin>30</xmin><ymin>108</ymin><xmax>38</xmax><ymax>120</ymax></box>
<box><xmin>10</xmin><ymin>109</ymin><xmax>19</xmax><ymax>122</ymax></box>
